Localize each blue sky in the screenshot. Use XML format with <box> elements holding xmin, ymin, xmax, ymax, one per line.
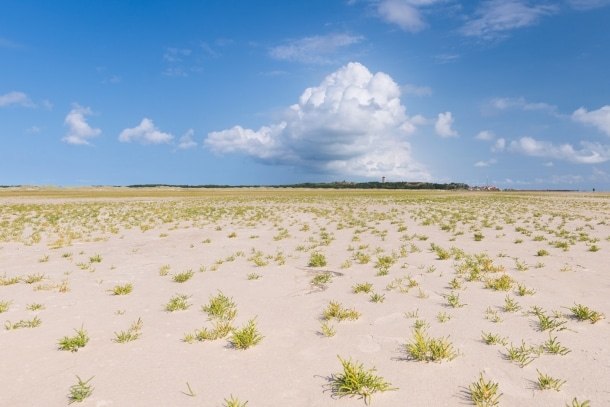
<box><xmin>2</xmin><ymin>0</ymin><xmax>610</xmax><ymax>189</ymax></box>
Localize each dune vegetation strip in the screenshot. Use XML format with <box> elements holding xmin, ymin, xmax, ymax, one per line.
<box><xmin>0</xmin><ymin>188</ymin><xmax>608</xmax><ymax>405</ymax></box>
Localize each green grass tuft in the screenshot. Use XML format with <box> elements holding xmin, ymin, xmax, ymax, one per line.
<box><xmin>326</xmin><ymin>355</ymin><xmax>396</xmax><ymax>405</ymax></box>
<box><xmin>469</xmin><ymin>373</ymin><xmax>502</xmax><ymax>406</ymax></box>
<box><xmin>58</xmin><ymin>325</ymin><xmax>90</xmax><ymax>352</ymax></box>
<box><xmin>230</xmin><ymin>318</ymin><xmax>263</xmax><ymax>350</ymax></box>
<box><xmin>68</xmin><ymin>375</ymin><xmax>94</xmax><ymax>404</ymax></box>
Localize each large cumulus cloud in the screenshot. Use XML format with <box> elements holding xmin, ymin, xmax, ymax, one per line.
<box><xmin>204</xmin><ymin>62</ymin><xmax>430</xmax><ymax>180</ymax></box>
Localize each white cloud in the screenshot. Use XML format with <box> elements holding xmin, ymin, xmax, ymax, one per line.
<box><xmin>0</xmin><ymin>91</ymin><xmax>36</xmax><ymax>108</ymax></box>
<box><xmin>590</xmin><ymin>167</ymin><xmax>610</xmax><ymax>182</ymax></box>
<box><xmin>374</xmin><ymin>0</ymin><xmax>446</xmax><ymax>32</ymax></box>
<box><xmin>177</xmin><ymin>129</ymin><xmax>197</xmax><ymax>149</ymax></box>
<box><xmin>475</xmin><ymin>158</ymin><xmax>497</xmax><ymax>167</ymax></box>
<box><xmin>475</xmin><ymin>130</ymin><xmax>494</xmax><ymax>140</ymax></box>
<box><xmin>200</xmin><ymin>42</ymin><xmax>219</xmax><ymax>58</ymax></box>
<box><xmin>163</xmin><ymin>47</ymin><xmax>192</xmax><ymax>62</ymax></box>
<box><xmin>403</xmin><ymin>83</ymin><xmax>432</xmax><ymax>96</ymax></box>
<box><xmin>572</xmin><ymin>105</ymin><xmax>610</xmax><ymax>136</ymax></box>
<box><xmin>205</xmin><ymin>62</ymin><xmax>431</xmax><ymax>180</ymax></box>
<box><xmin>377</xmin><ymin>0</ymin><xmax>427</xmax><ymax>32</ymax></box>
<box><xmin>460</xmin><ymin>0</ymin><xmax>558</xmax><ymax>40</ymax></box>
<box><xmin>492</xmin><ymin>137</ymin><xmax>506</xmax><ymax>152</ymax></box>
<box><xmin>435</xmin><ymin>112</ymin><xmax>458</xmax><ymax>137</ymax></box>
<box><xmin>547</xmin><ymin>174</ymin><xmax>585</xmax><ymax>185</ymax></box>
<box><xmin>118</xmin><ymin>118</ymin><xmax>174</xmax><ymax>145</ymax></box>
<box><xmin>410</xmin><ymin>114</ymin><xmax>429</xmax><ymax>125</ymax></box>
<box><xmin>508</xmin><ymin>136</ymin><xmax>610</xmax><ymax>163</ymax></box>
<box><xmin>61</xmin><ymin>104</ymin><xmax>101</xmax><ymax>146</ymax></box>
<box><xmin>104</xmin><ymin>75</ymin><xmax>121</xmax><ymax>84</ymax></box>
<box><xmin>269</xmin><ymin>34</ymin><xmax>364</xmax><ymax>64</ymax></box>
<box><xmin>162</xmin><ymin>67</ymin><xmax>188</xmax><ymax>77</ymax></box>
<box><xmin>543</xmin><ymin>161</ymin><xmax>554</xmax><ymax>167</ymax></box>
<box><xmin>434</xmin><ymin>54</ymin><xmax>461</xmax><ymax>64</ymax></box>
<box><xmin>566</xmin><ymin>0</ymin><xmax>610</xmax><ymax>10</ymax></box>
<box><xmin>488</xmin><ymin>97</ymin><xmax>557</xmax><ymax>113</ymax></box>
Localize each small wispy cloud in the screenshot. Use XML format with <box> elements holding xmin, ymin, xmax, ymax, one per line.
<box><xmin>62</xmin><ymin>104</ymin><xmax>102</xmax><ymax>146</ymax></box>
<box><xmin>104</xmin><ymin>75</ymin><xmax>121</xmax><ymax>84</ymax></box>
<box><xmin>460</xmin><ymin>0</ymin><xmax>558</xmax><ymax>40</ymax></box>
<box><xmin>492</xmin><ymin>138</ymin><xmax>506</xmax><ymax>152</ymax></box>
<box><xmin>0</xmin><ymin>37</ymin><xmax>22</xmax><ymax>48</ymax></box>
<box><xmin>0</xmin><ymin>91</ymin><xmax>36</xmax><ymax>108</ymax></box>
<box><xmin>475</xmin><ymin>158</ymin><xmax>498</xmax><ymax>167</ymax></box>
<box><xmin>163</xmin><ymin>47</ymin><xmax>192</xmax><ymax>62</ymax></box>
<box><xmin>177</xmin><ymin>129</ymin><xmax>197</xmax><ymax>149</ymax></box>
<box><xmin>475</xmin><ymin>130</ymin><xmax>494</xmax><ymax>140</ymax></box>
<box><xmin>119</xmin><ymin>118</ymin><xmax>174</xmax><ymax>145</ymax></box>
<box><xmin>433</xmin><ymin>54</ymin><xmax>460</xmax><ymax>64</ymax></box>
<box><xmin>403</xmin><ymin>83</ymin><xmax>433</xmax><ymax>96</ymax></box>
<box><xmin>566</xmin><ymin>0</ymin><xmax>610</xmax><ymax>10</ymax></box>
<box><xmin>489</xmin><ymin>96</ymin><xmax>557</xmax><ymax>113</ymax></box>
<box><xmin>162</xmin><ymin>67</ymin><xmax>188</xmax><ymax>77</ymax></box>
<box><xmin>572</xmin><ymin>105</ymin><xmax>610</xmax><ymax>136</ymax></box>
<box><xmin>162</xmin><ymin>47</ymin><xmax>197</xmax><ymax>77</ymax></box>
<box><xmin>376</xmin><ymin>0</ymin><xmax>428</xmax><ymax>32</ymax></box>
<box><xmin>269</xmin><ymin>33</ymin><xmax>364</xmax><ymax>64</ymax></box>
<box><xmin>435</xmin><ymin>112</ymin><xmax>458</xmax><ymax>138</ymax></box>
<box><xmin>508</xmin><ymin>136</ymin><xmax>610</xmax><ymax>164</ymax></box>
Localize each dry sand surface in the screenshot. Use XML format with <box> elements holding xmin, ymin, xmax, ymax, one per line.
<box><xmin>1</xmin><ymin>188</ymin><xmax>609</xmax><ymax>406</ymax></box>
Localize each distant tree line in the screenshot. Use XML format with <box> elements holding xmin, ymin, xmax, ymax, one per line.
<box><xmin>125</xmin><ymin>182</ymin><xmax>470</xmax><ymax>190</ymax></box>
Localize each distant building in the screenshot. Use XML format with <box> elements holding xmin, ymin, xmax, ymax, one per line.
<box><xmin>469</xmin><ymin>185</ymin><xmax>500</xmax><ymax>191</ymax></box>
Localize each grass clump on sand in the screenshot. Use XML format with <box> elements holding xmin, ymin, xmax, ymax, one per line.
<box><xmin>0</xmin><ymin>300</ymin><xmax>12</xmax><ymax>313</ymax></box>
<box><xmin>230</xmin><ymin>318</ymin><xmax>263</xmax><ymax>350</ymax></box>
<box><xmin>311</xmin><ymin>272</ymin><xmax>333</xmax><ymax>286</ymax></box>
<box><xmin>201</xmin><ymin>291</ymin><xmax>237</xmax><ymax>321</ymax></box>
<box><xmin>405</xmin><ymin>327</ymin><xmax>459</xmax><ymax>362</ymax></box>
<box><xmin>165</xmin><ymin>294</ymin><xmax>191</xmax><ymax>312</ymax></box>
<box><xmin>469</xmin><ymin>373</ymin><xmax>502</xmax><ymax>406</ymax></box>
<box><xmin>352</xmin><ymin>282</ymin><xmax>373</xmax><ymax>294</ymax></box>
<box><xmin>108</xmin><ymin>283</ymin><xmax>133</xmax><ymax>295</ymax></box>
<box><xmin>223</xmin><ymin>394</ymin><xmax>248</xmax><ymax>407</ymax></box>
<box><xmin>68</xmin><ymin>375</ymin><xmax>94</xmax><ymax>404</ymax></box>
<box><xmin>308</xmin><ymin>252</ymin><xmax>328</xmax><ymax>267</ymax></box>
<box><xmin>58</xmin><ymin>325</ymin><xmax>90</xmax><ymax>352</ymax></box>
<box><xmin>114</xmin><ymin>318</ymin><xmax>143</xmax><ymax>343</ymax></box>
<box><xmin>319</xmin><ymin>321</ymin><xmax>336</xmax><ymax>337</ymax></box>
<box><xmin>504</xmin><ymin>340</ymin><xmax>541</xmax><ymax>367</ymax></box>
<box><xmin>481</xmin><ymin>332</ymin><xmax>507</xmax><ymax>346</ymax></box>
<box><xmin>564</xmin><ymin>303</ymin><xmax>605</xmax><ymax>323</ymax></box>
<box><xmin>536</xmin><ymin>369</ymin><xmax>566</xmax><ymax>391</ymax></box>
<box><xmin>326</xmin><ymin>355</ymin><xmax>396</xmax><ymax>405</ymax></box>
<box><xmin>172</xmin><ymin>269</ymin><xmax>194</xmax><ymax>283</ymax></box>
<box><xmin>322</xmin><ymin>301</ymin><xmax>360</xmax><ymax>322</ymax></box>
<box><xmin>5</xmin><ymin>316</ymin><xmax>42</xmax><ymax>330</ymax></box>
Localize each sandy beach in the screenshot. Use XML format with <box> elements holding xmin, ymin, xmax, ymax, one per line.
<box><xmin>1</xmin><ymin>188</ymin><xmax>608</xmax><ymax>406</ymax></box>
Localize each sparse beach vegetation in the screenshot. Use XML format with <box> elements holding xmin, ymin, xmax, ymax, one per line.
<box><xmin>1</xmin><ymin>188</ymin><xmax>609</xmax><ymax>405</ymax></box>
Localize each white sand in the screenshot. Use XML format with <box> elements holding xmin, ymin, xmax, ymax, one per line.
<box><xmin>1</xmin><ymin>189</ymin><xmax>608</xmax><ymax>406</ymax></box>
